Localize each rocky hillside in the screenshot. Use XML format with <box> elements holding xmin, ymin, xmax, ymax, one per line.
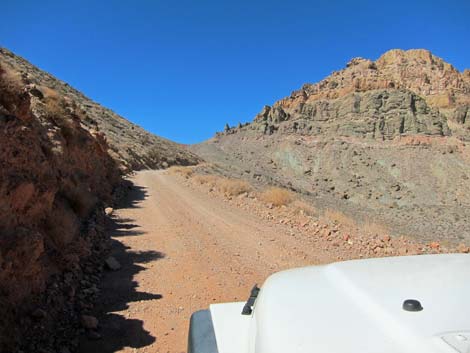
<box><xmin>193</xmin><ymin>49</ymin><xmax>470</xmax><ymax>243</ymax></box>
<box><xmin>0</xmin><ymin>48</ymin><xmax>200</xmax><ymax>352</ymax></box>
<box><xmin>0</xmin><ymin>48</ymin><xmax>201</xmax><ymax>171</ymax></box>
<box><xmin>0</xmin><ymin>56</ymin><xmax>122</xmax><ymax>351</ymax></box>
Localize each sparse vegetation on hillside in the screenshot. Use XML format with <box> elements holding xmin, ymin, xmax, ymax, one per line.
<box><xmin>361</xmin><ymin>221</ymin><xmax>389</xmax><ymax>237</ymax></box>
<box><xmin>193</xmin><ymin>174</ymin><xmax>220</xmax><ymax>187</ymax></box>
<box><xmin>44</xmin><ymin>92</ymin><xmax>67</xmax><ymax>119</ymax></box>
<box><xmin>323</xmin><ymin>209</ymin><xmax>357</xmax><ymax>230</ymax></box>
<box><xmin>177</xmin><ymin>168</ymin><xmax>399</xmax><ymax>244</ymax></box>
<box><xmin>290</xmin><ymin>200</ymin><xmax>317</xmax><ymax>217</ymax></box>
<box><xmin>323</xmin><ymin>209</ymin><xmax>390</xmax><ymax>238</ymax></box>
<box><xmin>187</xmin><ymin>172</ymin><xmax>252</xmax><ymax>196</ymax></box>
<box><xmin>218</xmin><ymin>178</ymin><xmax>251</xmax><ymax>196</ymax></box>
<box><xmin>0</xmin><ymin>64</ymin><xmax>22</xmax><ymax>87</ymax></box>
<box><xmin>168</xmin><ymin>166</ymin><xmax>195</xmax><ymax>178</ymax></box>
<box><xmin>0</xmin><ymin>64</ymin><xmax>23</xmax><ymax>109</ymax></box>
<box><xmin>175</xmin><ymin>169</ymin><xmax>470</xmax><ymax>259</ymax></box>
<box><xmin>260</xmin><ymin>187</ymin><xmax>296</xmax><ymax>207</ymax></box>
<box><xmin>173</xmin><ymin>167</ymin><xmax>316</xmax><ymax>212</ymax></box>
<box><xmin>40</xmin><ymin>85</ymin><xmax>59</xmax><ymax>100</ymax></box>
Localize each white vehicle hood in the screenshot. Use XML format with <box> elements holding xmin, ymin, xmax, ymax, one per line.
<box><xmin>211</xmin><ymin>254</ymin><xmax>470</xmax><ymax>353</ymax></box>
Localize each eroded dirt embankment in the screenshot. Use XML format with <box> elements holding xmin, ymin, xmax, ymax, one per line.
<box><xmin>0</xmin><ymin>62</ymin><xmax>121</xmax><ymax>352</ymax></box>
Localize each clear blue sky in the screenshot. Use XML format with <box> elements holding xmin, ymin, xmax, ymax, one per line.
<box><xmin>2</xmin><ymin>0</ymin><xmax>469</xmax><ymax>144</ymax></box>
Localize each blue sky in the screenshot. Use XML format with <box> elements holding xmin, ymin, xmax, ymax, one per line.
<box><xmin>2</xmin><ymin>0</ymin><xmax>469</xmax><ymax>144</ymax></box>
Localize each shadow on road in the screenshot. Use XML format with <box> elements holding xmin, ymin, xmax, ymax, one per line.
<box><xmin>79</xmin><ymin>182</ymin><xmax>164</xmax><ymax>353</ymax></box>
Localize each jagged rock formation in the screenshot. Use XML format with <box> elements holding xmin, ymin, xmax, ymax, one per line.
<box><xmin>193</xmin><ymin>49</ymin><xmax>470</xmax><ymax>243</ymax></box>
<box><xmin>0</xmin><ymin>48</ymin><xmax>202</xmax><ymax>171</ymax></box>
<box><xmin>254</xmin><ymin>89</ymin><xmax>450</xmax><ymax>139</ymax></box>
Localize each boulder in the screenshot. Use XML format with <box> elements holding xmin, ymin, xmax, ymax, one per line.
<box><xmin>80</xmin><ymin>315</ymin><xmax>98</xmax><ymax>330</ymax></box>
<box><xmin>31</xmin><ymin>308</ymin><xmax>47</xmax><ymax>319</ymax></box>
<box><xmin>104</xmin><ymin>256</ymin><xmax>121</xmax><ymax>271</ymax></box>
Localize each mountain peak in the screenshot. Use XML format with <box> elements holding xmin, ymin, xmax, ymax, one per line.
<box><xmin>376</xmin><ymin>48</ymin><xmax>458</xmax><ymax>73</ymax></box>
<box><xmin>282</xmin><ymin>48</ymin><xmax>470</xmax><ymax>114</ymax></box>
<box><xmin>377</xmin><ymin>48</ymin><xmax>434</xmax><ymax>64</ymax></box>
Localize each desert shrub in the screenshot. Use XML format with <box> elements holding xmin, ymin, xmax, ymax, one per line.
<box><xmin>322</xmin><ymin>209</ymin><xmax>388</xmax><ymax>236</ymax></box>
<box><xmin>0</xmin><ymin>64</ymin><xmax>23</xmax><ymax>110</ymax></box>
<box><xmin>192</xmin><ymin>174</ymin><xmax>220</xmax><ymax>187</ymax></box>
<box><xmin>323</xmin><ymin>209</ymin><xmax>357</xmax><ymax>229</ymax></box>
<box><xmin>168</xmin><ymin>166</ymin><xmax>194</xmax><ymax>178</ymax></box>
<box><xmin>191</xmin><ymin>174</ymin><xmax>252</xmax><ymax>196</ymax></box>
<box><xmin>41</xmin><ymin>92</ymin><xmax>79</xmax><ymax>144</ymax></box>
<box><xmin>0</xmin><ymin>64</ymin><xmax>22</xmax><ymax>90</ymax></box>
<box><xmin>361</xmin><ymin>221</ymin><xmax>389</xmax><ymax>236</ymax></box>
<box><xmin>261</xmin><ymin>187</ymin><xmax>296</xmax><ymax>207</ymax></box>
<box><xmin>44</xmin><ymin>95</ymin><xmax>66</xmax><ymax>119</ymax></box>
<box><xmin>291</xmin><ymin>200</ymin><xmax>317</xmax><ymax>216</ymax></box>
<box><xmin>218</xmin><ymin>178</ymin><xmax>252</xmax><ymax>196</ymax></box>
<box><xmin>39</xmin><ymin>85</ymin><xmax>59</xmax><ymax>100</ymax></box>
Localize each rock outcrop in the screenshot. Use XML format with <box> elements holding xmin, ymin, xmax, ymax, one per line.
<box><xmin>254</xmin><ymin>89</ymin><xmax>450</xmax><ymax>139</ymax></box>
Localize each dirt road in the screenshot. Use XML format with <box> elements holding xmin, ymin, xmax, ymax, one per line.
<box><xmin>78</xmin><ymin>170</ymin><xmax>342</xmax><ymax>353</ymax></box>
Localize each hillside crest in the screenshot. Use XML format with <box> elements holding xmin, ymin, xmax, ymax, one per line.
<box><xmin>0</xmin><ymin>47</ymin><xmax>202</xmax><ymax>171</ymax></box>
